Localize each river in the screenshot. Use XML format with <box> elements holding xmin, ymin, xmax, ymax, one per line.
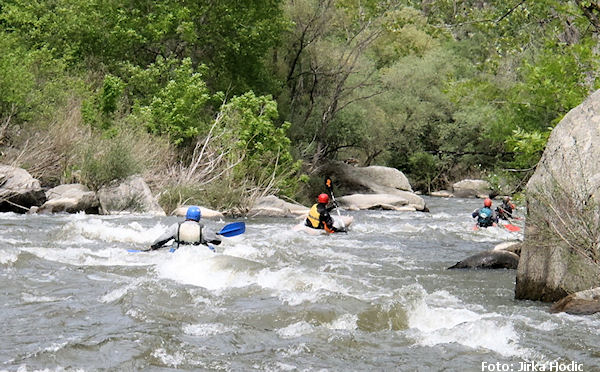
<box><xmin>1</xmin><ymin>196</ymin><xmax>598</xmax><ymax>371</ymax></box>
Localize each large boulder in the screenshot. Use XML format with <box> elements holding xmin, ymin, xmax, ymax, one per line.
<box><xmin>516</xmin><ymin>89</ymin><xmax>600</xmax><ymax>302</ymax></box>
<box><xmin>493</xmin><ymin>241</ymin><xmax>522</xmax><ymax>256</ymax></box>
<box><xmin>97</xmin><ymin>175</ymin><xmax>165</xmax><ymax>216</ymax></box>
<box><xmin>172</xmin><ymin>205</ymin><xmax>224</xmax><ymax>218</ymax></box>
<box><xmin>320</xmin><ymin>161</ymin><xmax>426</xmax><ymax>211</ymax></box>
<box><xmin>550</xmin><ymin>287</ymin><xmax>600</xmax><ymax>315</ymax></box>
<box><xmin>337</xmin><ymin>194</ymin><xmax>414</xmax><ymax>211</ymax></box>
<box><xmin>451</xmin><ymin>179</ymin><xmax>491</xmax><ymax>198</ymax></box>
<box><xmin>430</xmin><ymin>190</ymin><xmax>454</xmax><ymax>198</ymax></box>
<box><xmin>0</xmin><ymin>165</ymin><xmax>46</xmax><ymax>213</ymax></box>
<box><xmin>248</xmin><ymin>195</ymin><xmax>309</xmax><ymax>217</ymax></box>
<box><xmin>322</xmin><ymin>161</ymin><xmax>412</xmax><ymax>192</ymax></box>
<box><xmin>448</xmin><ymin>250</ymin><xmax>519</xmax><ymax>270</ymax></box>
<box><xmin>38</xmin><ymin>184</ymin><xmax>100</xmax><ymax>214</ymax></box>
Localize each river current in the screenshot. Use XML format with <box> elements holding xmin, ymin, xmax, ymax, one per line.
<box><xmin>1</xmin><ymin>196</ymin><xmax>598</xmax><ymax>371</ymax></box>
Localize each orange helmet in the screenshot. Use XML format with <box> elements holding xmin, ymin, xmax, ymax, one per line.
<box><xmin>483</xmin><ymin>198</ymin><xmax>492</xmax><ymax>207</ymax></box>
<box><xmin>318</xmin><ymin>193</ymin><xmax>329</xmax><ymax>203</ymax></box>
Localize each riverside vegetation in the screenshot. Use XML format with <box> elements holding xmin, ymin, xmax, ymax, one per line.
<box><xmin>1</xmin><ymin>0</ymin><xmax>600</xmax><ymax>212</ymax></box>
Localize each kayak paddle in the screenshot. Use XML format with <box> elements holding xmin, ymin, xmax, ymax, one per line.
<box><xmin>127</xmin><ymin>222</ymin><xmax>246</xmax><ymax>252</ymax></box>
<box><xmin>325</xmin><ymin>177</ymin><xmax>347</xmax><ymax>233</ymax></box>
<box><xmin>217</xmin><ymin>221</ymin><xmax>246</xmax><ymax>237</ymax></box>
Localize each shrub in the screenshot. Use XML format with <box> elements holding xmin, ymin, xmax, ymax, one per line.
<box><xmin>78</xmin><ymin>135</ymin><xmax>141</xmax><ymax>190</ymax></box>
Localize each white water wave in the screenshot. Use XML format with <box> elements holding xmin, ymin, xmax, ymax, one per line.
<box><xmin>21</xmin><ymin>247</ymin><xmax>155</xmax><ymax>267</ymax></box>
<box><xmin>277</xmin><ymin>321</ymin><xmax>314</xmax><ymax>338</ymax></box>
<box><xmin>60</xmin><ymin>217</ymin><xmax>168</xmax><ymax>245</ymax></box>
<box><xmin>0</xmin><ymin>248</ymin><xmax>19</xmax><ymax>265</ymax></box>
<box><xmin>100</xmin><ymin>278</ymin><xmax>146</xmax><ymax>303</ymax></box>
<box><xmin>405</xmin><ymin>288</ymin><xmax>532</xmax><ymax>358</ymax></box>
<box><xmin>183</xmin><ymin>323</ymin><xmax>233</xmax><ymax>337</ymax></box>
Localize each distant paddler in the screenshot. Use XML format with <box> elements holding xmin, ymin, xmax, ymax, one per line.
<box><xmin>496</xmin><ymin>196</ymin><xmax>516</xmax><ymax>220</ymax></box>
<box><xmin>305</xmin><ymin>193</ymin><xmax>347</xmax><ymax>233</ymax></box>
<box><xmin>471</xmin><ymin>198</ymin><xmax>499</xmax><ymax>229</ymax></box>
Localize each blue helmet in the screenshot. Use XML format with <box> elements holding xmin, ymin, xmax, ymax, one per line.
<box><xmin>185</xmin><ymin>206</ymin><xmax>201</xmax><ymax>221</ymax></box>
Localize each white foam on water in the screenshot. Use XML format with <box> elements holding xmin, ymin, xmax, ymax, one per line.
<box><xmin>100</xmin><ymin>278</ymin><xmax>145</xmax><ymax>303</ymax></box>
<box><xmin>509</xmin><ymin>314</ymin><xmax>560</xmax><ymax>332</ymax></box>
<box><xmin>308</xmin><ymin>246</ymin><xmax>359</xmax><ymax>262</ymax></box>
<box><xmin>152</xmin><ymin>348</ymin><xmax>185</xmax><ymax>368</ymax></box>
<box><xmin>157</xmin><ymin>245</ymin><xmax>349</xmax><ymax>303</ymax></box>
<box><xmin>430</xmin><ymin>212</ymin><xmax>454</xmax><ymax>219</ymax></box>
<box><xmin>183</xmin><ymin>323</ymin><xmax>233</xmax><ymax>336</ymax></box>
<box><xmin>326</xmin><ymin>313</ymin><xmax>358</xmax><ymax>330</ymax></box>
<box><xmin>0</xmin><ymin>248</ymin><xmax>18</xmax><ymax>264</ymax></box>
<box><xmin>0</xmin><ymin>237</ymin><xmax>26</xmax><ymax>245</ymax></box>
<box><xmin>21</xmin><ymin>293</ymin><xmax>67</xmax><ymax>303</ymax></box>
<box><xmin>276</xmin><ymin>321</ymin><xmax>314</xmax><ymax>338</ymax></box>
<box><xmin>406</xmin><ymin>290</ymin><xmax>530</xmax><ymax>358</ymax></box>
<box><xmin>13</xmin><ymin>361</ymin><xmax>83</xmax><ymax>372</ymax></box>
<box><xmin>255</xmin><ymin>267</ymin><xmax>347</xmax><ymax>305</ymax></box>
<box><xmin>156</xmin><ymin>247</ymin><xmax>256</xmax><ymax>291</ymax></box>
<box><xmin>0</xmin><ymin>212</ymin><xmax>21</xmax><ymax>220</ymax></box>
<box><xmin>270</xmin><ymin>362</ymin><xmax>298</xmax><ymax>371</ymax></box>
<box><xmin>21</xmin><ymin>247</ymin><xmax>155</xmax><ymax>267</ymax></box>
<box><xmin>61</xmin><ymin>217</ymin><xmax>167</xmax><ymax>245</ymax></box>
<box><xmin>222</xmin><ymin>242</ymin><xmax>262</xmax><ymax>260</ymax></box>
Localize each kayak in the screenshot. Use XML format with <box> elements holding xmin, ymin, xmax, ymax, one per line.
<box><xmin>472</xmin><ymin>221</ymin><xmax>521</xmax><ymax>232</ymax></box>
<box><xmin>292</xmin><ymin>215</ymin><xmax>354</xmax><ymax>235</ymax></box>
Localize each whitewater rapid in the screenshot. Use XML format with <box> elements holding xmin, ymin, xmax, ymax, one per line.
<box><xmin>1</xmin><ymin>197</ymin><xmax>598</xmax><ymax>371</ymax></box>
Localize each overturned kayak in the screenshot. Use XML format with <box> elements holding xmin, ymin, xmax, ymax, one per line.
<box><xmin>292</xmin><ymin>215</ymin><xmax>354</xmax><ymax>235</ymax></box>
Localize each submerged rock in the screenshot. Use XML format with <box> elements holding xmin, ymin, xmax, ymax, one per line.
<box><xmin>448</xmin><ymin>250</ymin><xmax>519</xmax><ymax>270</ymax></box>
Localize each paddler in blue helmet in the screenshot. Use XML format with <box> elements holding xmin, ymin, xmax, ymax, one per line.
<box><xmin>149</xmin><ymin>206</ymin><xmax>222</xmax><ymax>250</ymax></box>
<box><xmin>305</xmin><ymin>193</ymin><xmax>345</xmax><ymax>233</ymax></box>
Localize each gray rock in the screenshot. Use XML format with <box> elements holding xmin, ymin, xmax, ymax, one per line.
<box><xmin>320</xmin><ymin>161</ymin><xmax>427</xmax><ymax>211</ymax></box>
<box><xmin>516</xmin><ymin>89</ymin><xmax>600</xmax><ymax>302</ymax></box>
<box><xmin>550</xmin><ymin>287</ymin><xmax>600</xmax><ymax>315</ymax></box>
<box><xmin>248</xmin><ymin>195</ymin><xmax>309</xmax><ymax>217</ymax></box>
<box><xmin>451</xmin><ymin>179</ymin><xmax>491</xmax><ymax>198</ymax></box>
<box><xmin>38</xmin><ymin>184</ymin><xmax>99</xmax><ymax>214</ymax></box>
<box><xmin>493</xmin><ymin>241</ymin><xmax>522</xmax><ymax>256</ymax></box>
<box><xmin>337</xmin><ymin>193</ymin><xmax>412</xmax><ymax>211</ymax></box>
<box><xmin>97</xmin><ymin>175</ymin><xmax>165</xmax><ymax>215</ymax></box>
<box><xmin>448</xmin><ymin>250</ymin><xmax>519</xmax><ymax>270</ymax></box>
<box><xmin>430</xmin><ymin>190</ymin><xmax>454</xmax><ymax>198</ymax></box>
<box><xmin>0</xmin><ymin>165</ymin><xmax>46</xmax><ymax>213</ymax></box>
<box><xmin>172</xmin><ymin>205</ymin><xmax>224</xmax><ymax>218</ymax></box>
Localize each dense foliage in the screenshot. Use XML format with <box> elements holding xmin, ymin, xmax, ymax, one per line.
<box><xmin>1</xmin><ymin>0</ymin><xmax>599</xmax><ymax>210</ymax></box>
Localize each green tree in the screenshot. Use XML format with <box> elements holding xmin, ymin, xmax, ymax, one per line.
<box><xmin>218</xmin><ymin>91</ymin><xmax>300</xmax><ymax>196</ymax></box>
<box><xmin>127</xmin><ymin>58</ymin><xmax>213</xmax><ymax>146</ymax></box>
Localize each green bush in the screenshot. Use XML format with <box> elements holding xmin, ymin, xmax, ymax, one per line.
<box><xmin>78</xmin><ymin>135</ymin><xmax>142</xmax><ymax>190</ymax></box>
<box><xmin>158</xmin><ymin>181</ymin><xmax>248</xmax><ymax>216</ymax></box>
<box><xmin>127</xmin><ymin>57</ymin><xmax>213</xmax><ymax>146</ymax></box>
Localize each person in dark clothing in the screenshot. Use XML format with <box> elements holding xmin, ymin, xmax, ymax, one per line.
<box><xmin>496</xmin><ymin>196</ymin><xmax>516</xmax><ymax>220</ymax></box>
<box><xmin>149</xmin><ymin>206</ymin><xmax>221</xmax><ymax>250</ymax></box>
<box><xmin>305</xmin><ymin>193</ymin><xmax>345</xmax><ymax>233</ymax></box>
<box><xmin>472</xmin><ymin>198</ymin><xmax>499</xmax><ymax>228</ymax></box>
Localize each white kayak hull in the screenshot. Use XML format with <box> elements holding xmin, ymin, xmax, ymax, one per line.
<box><xmin>292</xmin><ymin>215</ymin><xmax>354</xmax><ymax>235</ymax></box>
